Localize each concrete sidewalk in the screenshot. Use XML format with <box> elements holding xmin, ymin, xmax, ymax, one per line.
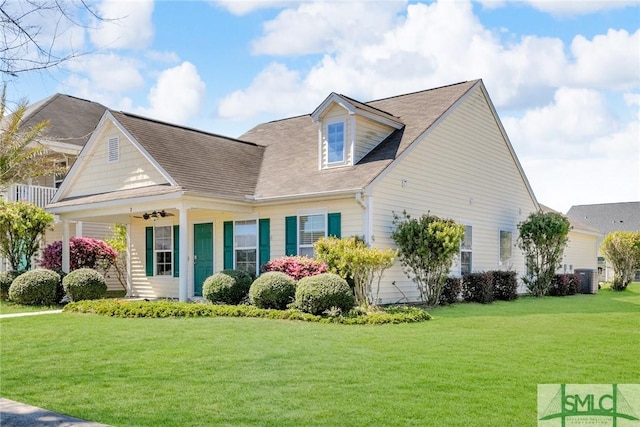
<box><xmin>0</xmin><ymin>398</ymin><xmax>110</xmax><ymax>426</ymax></box>
<box><xmin>0</xmin><ymin>310</ymin><xmax>63</xmax><ymax>319</ymax></box>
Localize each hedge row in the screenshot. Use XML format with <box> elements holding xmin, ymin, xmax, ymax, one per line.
<box><xmin>63</xmin><ymin>299</ymin><xmax>432</xmax><ymax>325</ymax></box>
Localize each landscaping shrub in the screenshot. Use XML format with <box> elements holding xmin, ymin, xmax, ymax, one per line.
<box><xmin>62</xmin><ymin>268</ymin><xmax>107</xmax><ymax>302</ymax></box>
<box><xmin>203</xmin><ymin>269</ymin><xmax>252</xmax><ymax>304</ymax></box>
<box><xmin>462</xmin><ymin>272</ymin><xmax>494</xmax><ymax>304</ymax></box>
<box><xmin>249</xmin><ymin>272</ymin><xmax>296</xmax><ymax>309</ymax></box>
<box><xmin>492</xmin><ymin>270</ymin><xmax>518</xmax><ymax>301</ymax></box>
<box><xmin>261</xmin><ymin>256</ymin><xmax>327</xmax><ymax>281</ymax></box>
<box><xmin>439</xmin><ymin>277</ymin><xmax>462</xmax><ymax>305</ymax></box>
<box><xmin>0</xmin><ymin>270</ymin><xmax>18</xmax><ymax>300</ymax></box>
<box><xmin>549</xmin><ymin>273</ymin><xmax>580</xmax><ymax>297</ymax></box>
<box><xmin>294</xmin><ymin>273</ymin><xmax>355</xmax><ymax>315</ymax></box>
<box><xmin>40</xmin><ymin>237</ymin><xmax>118</xmax><ymax>273</ymax></box>
<box><xmin>63</xmin><ymin>300</ymin><xmax>432</xmax><ymax>325</ymax></box>
<box><xmin>8</xmin><ymin>269</ymin><xmax>61</xmax><ymax>305</ymax></box>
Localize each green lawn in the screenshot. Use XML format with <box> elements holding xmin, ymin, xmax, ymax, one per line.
<box><xmin>1</xmin><ymin>284</ymin><xmax>638</xmax><ymax>426</ymax></box>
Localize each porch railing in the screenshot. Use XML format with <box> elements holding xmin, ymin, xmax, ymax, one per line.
<box><xmin>1</xmin><ymin>184</ymin><xmax>57</xmax><ymax>208</ymax></box>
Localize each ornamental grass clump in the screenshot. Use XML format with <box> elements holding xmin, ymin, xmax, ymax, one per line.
<box><xmin>203</xmin><ymin>269</ymin><xmax>252</xmax><ymax>304</ymax></box>
<box><xmin>294</xmin><ymin>273</ymin><xmax>354</xmax><ymax>315</ymax></box>
<box><xmin>249</xmin><ymin>272</ymin><xmax>296</xmax><ymax>309</ymax></box>
<box><xmin>8</xmin><ymin>269</ymin><xmax>61</xmax><ymax>305</ymax></box>
<box><xmin>62</xmin><ymin>268</ymin><xmax>107</xmax><ymax>302</ymax></box>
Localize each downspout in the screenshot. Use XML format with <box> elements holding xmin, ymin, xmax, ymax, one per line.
<box><xmin>355</xmin><ymin>192</ymin><xmax>372</xmax><ymax>245</ymax></box>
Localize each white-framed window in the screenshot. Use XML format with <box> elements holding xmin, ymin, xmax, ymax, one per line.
<box><xmin>107</xmin><ymin>136</ymin><xmax>120</xmax><ymax>163</ymax></box>
<box><xmin>326</xmin><ymin>120</ymin><xmax>345</xmax><ymax>164</ymax></box>
<box><xmin>299</xmin><ymin>213</ymin><xmax>326</xmax><ymax>258</ymax></box>
<box><xmin>235</xmin><ymin>219</ymin><xmax>257</xmax><ymax>275</ymax></box>
<box><xmin>461</xmin><ymin>225</ymin><xmax>472</xmax><ymax>275</ymax></box>
<box><xmin>54</xmin><ymin>159</ymin><xmax>67</xmax><ymax>188</ymax></box>
<box><xmin>499</xmin><ymin>229</ymin><xmax>513</xmax><ymax>265</ymax></box>
<box><xmin>154</xmin><ymin>225</ymin><xmax>173</xmax><ymax>276</ymax></box>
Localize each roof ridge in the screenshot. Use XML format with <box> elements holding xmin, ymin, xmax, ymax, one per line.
<box><xmin>365</xmin><ymin>80</ymin><xmax>479</xmax><ymax>104</ymax></box>
<box><xmin>21</xmin><ymin>93</ymin><xmax>60</xmax><ymax>123</ymax></box>
<box><xmin>113</xmin><ymin>110</ymin><xmax>264</xmax><ymax>148</ymax></box>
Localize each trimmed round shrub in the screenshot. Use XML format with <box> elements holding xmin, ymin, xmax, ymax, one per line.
<box><xmin>8</xmin><ymin>269</ymin><xmax>61</xmax><ymax>305</ymax></box>
<box><xmin>203</xmin><ymin>269</ymin><xmax>253</xmax><ymax>304</ymax></box>
<box><xmin>249</xmin><ymin>272</ymin><xmax>296</xmax><ymax>309</ymax></box>
<box><xmin>63</xmin><ymin>268</ymin><xmax>107</xmax><ymax>302</ymax></box>
<box><xmin>0</xmin><ymin>271</ymin><xmax>19</xmax><ymax>300</ymax></box>
<box><xmin>295</xmin><ymin>273</ymin><xmax>355</xmax><ymax>315</ymax></box>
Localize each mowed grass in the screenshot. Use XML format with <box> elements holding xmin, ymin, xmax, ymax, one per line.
<box><xmin>1</xmin><ymin>284</ymin><xmax>638</xmax><ymax>427</ymax></box>
<box><xmin>0</xmin><ymin>299</ymin><xmax>63</xmax><ymax>315</ymax></box>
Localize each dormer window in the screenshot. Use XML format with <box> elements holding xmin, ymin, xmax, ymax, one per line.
<box><xmin>327</xmin><ymin>120</ymin><xmax>345</xmax><ymax>164</ymax></box>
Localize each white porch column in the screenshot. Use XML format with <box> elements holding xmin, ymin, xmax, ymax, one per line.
<box><xmin>126</xmin><ymin>223</ymin><xmax>132</xmax><ymax>296</ymax></box>
<box><xmin>62</xmin><ymin>220</ymin><xmax>70</xmax><ymax>273</ymax></box>
<box><xmin>178</xmin><ymin>206</ymin><xmax>188</xmax><ymax>301</ymax></box>
<box><xmin>76</xmin><ymin>221</ymin><xmax>83</xmax><ymax>237</ymax></box>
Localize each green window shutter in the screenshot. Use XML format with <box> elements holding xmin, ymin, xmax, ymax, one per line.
<box><xmin>145</xmin><ymin>227</ymin><xmax>154</xmax><ymax>276</ymax></box>
<box><xmin>328</xmin><ymin>212</ymin><xmax>341</xmax><ymax>238</ymax></box>
<box><xmin>223</xmin><ymin>221</ymin><xmax>234</xmax><ymax>270</ymax></box>
<box><xmin>173</xmin><ymin>225</ymin><xmax>179</xmax><ymax>277</ymax></box>
<box><xmin>259</xmin><ymin>218</ymin><xmax>270</xmax><ymax>271</ymax></box>
<box><xmin>285</xmin><ymin>216</ymin><xmax>297</xmax><ymax>256</ymax></box>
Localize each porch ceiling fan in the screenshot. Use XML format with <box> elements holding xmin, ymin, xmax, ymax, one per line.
<box><xmin>133</xmin><ymin>210</ymin><xmax>174</xmax><ymax>220</ymax></box>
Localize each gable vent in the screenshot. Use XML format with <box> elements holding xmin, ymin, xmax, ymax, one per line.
<box><xmin>107</xmin><ymin>136</ymin><xmax>120</xmax><ymax>163</ymax></box>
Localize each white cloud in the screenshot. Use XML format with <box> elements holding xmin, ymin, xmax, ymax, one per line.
<box><xmin>251</xmin><ymin>1</ymin><xmax>406</xmax><ymax>55</ymax></box>
<box><xmin>89</xmin><ymin>0</ymin><xmax>155</xmax><ymax>50</ymax></box>
<box><xmin>212</xmin><ymin>0</ymin><xmax>297</xmax><ymax>16</ymax></box>
<box><xmin>570</xmin><ymin>29</ymin><xmax>640</xmax><ymax>91</ymax></box>
<box><xmin>523</xmin><ymin>0</ymin><xmax>637</xmax><ymax>16</ymax></box>
<box><xmin>145</xmin><ymin>50</ymin><xmax>181</xmax><ymax>63</ymax></box>
<box><xmin>64</xmin><ymin>53</ymin><xmax>145</xmax><ymax>93</ymax></box>
<box><xmin>136</xmin><ymin>62</ymin><xmax>206</xmax><ymax>125</ymax></box>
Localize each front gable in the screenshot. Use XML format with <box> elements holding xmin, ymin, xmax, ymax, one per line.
<box><xmin>53</xmin><ymin>112</ymin><xmax>175</xmax><ymax>202</ymax></box>
<box><xmin>311</xmin><ymin>93</ymin><xmax>403</xmax><ymax>170</ymax></box>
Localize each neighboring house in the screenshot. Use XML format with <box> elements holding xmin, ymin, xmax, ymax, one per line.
<box><xmin>567</xmin><ymin>202</ymin><xmax>640</xmax><ymax>281</ymax></box>
<box><xmin>47</xmin><ymin>79</ymin><xmax>541</xmax><ymax>303</ymax></box>
<box><xmin>539</xmin><ymin>205</ymin><xmax>601</xmax><ymax>275</ymax></box>
<box><xmin>0</xmin><ymin>94</ymin><xmax>120</xmax><ymax>287</ymax></box>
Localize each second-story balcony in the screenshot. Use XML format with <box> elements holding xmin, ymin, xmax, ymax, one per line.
<box><xmin>1</xmin><ymin>184</ymin><xmax>58</xmax><ymax>208</ymax></box>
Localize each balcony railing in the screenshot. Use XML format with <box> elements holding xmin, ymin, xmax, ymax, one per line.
<box><xmin>2</xmin><ymin>184</ymin><xmax>57</xmax><ymax>208</ymax></box>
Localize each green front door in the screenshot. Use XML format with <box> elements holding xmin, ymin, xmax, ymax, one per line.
<box><xmin>194</xmin><ymin>223</ymin><xmax>213</xmax><ymax>297</ymax></box>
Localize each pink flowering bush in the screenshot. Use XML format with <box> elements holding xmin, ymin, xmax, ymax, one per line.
<box><xmin>261</xmin><ymin>256</ymin><xmax>327</xmax><ymax>281</ymax></box>
<box><xmin>40</xmin><ymin>237</ymin><xmax>118</xmax><ymax>272</ymax></box>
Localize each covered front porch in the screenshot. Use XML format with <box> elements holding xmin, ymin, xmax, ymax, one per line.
<box><xmin>48</xmin><ymin>185</ymin><xmax>260</xmax><ymax>301</ymax></box>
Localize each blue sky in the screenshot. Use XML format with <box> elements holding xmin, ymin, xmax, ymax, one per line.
<box><xmin>3</xmin><ymin>0</ymin><xmax>639</xmax><ymax>212</ymax></box>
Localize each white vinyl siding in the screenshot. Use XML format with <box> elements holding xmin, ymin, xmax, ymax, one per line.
<box><xmin>558</xmin><ymin>230</ymin><xmax>599</xmax><ymax>273</ymax></box>
<box><xmin>370</xmin><ymin>86</ymin><xmax>538</xmax><ymax>303</ymax></box>
<box><xmin>353</xmin><ymin>115</ymin><xmax>395</xmax><ymax>164</ymax></box>
<box><xmin>66</xmin><ymin>122</ymin><xmax>169</xmax><ymax>198</ymax></box>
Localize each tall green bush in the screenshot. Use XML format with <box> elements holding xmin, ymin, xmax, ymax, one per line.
<box><xmin>600</xmin><ymin>231</ymin><xmax>640</xmax><ymax>291</ymax></box>
<box><xmin>0</xmin><ymin>200</ymin><xmax>54</xmax><ymax>272</ymax></box>
<box><xmin>62</xmin><ymin>268</ymin><xmax>107</xmax><ymax>301</ymax></box>
<box><xmin>517</xmin><ymin>211</ymin><xmax>570</xmax><ymax>297</ymax></box>
<box><xmin>315</xmin><ymin>236</ymin><xmax>396</xmax><ymax>306</ymax></box>
<box><xmin>294</xmin><ymin>273</ymin><xmax>354</xmax><ymax>315</ymax></box>
<box><xmin>391</xmin><ymin>211</ymin><xmax>464</xmax><ymax>306</ymax></box>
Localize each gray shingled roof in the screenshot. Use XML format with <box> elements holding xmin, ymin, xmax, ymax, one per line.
<box><xmin>567</xmin><ymin>202</ymin><xmax>640</xmax><ymax>234</ymax></box>
<box><xmin>242</xmin><ymin>80</ymin><xmax>478</xmax><ymax>199</ymax></box>
<box><xmin>19</xmin><ymin>94</ymin><xmax>107</xmax><ymax>146</ymax></box>
<box><xmin>540</xmin><ymin>204</ymin><xmax>601</xmax><ymax>234</ymax></box>
<box><xmin>111</xmin><ymin>111</ymin><xmax>265</xmax><ymax>200</ymax></box>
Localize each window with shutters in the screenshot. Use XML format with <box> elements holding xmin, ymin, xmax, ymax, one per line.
<box><xmin>154</xmin><ymin>225</ymin><xmax>173</xmax><ymax>276</ymax></box>
<box><xmin>235</xmin><ymin>220</ymin><xmax>257</xmax><ymax>275</ymax></box>
<box><xmin>107</xmin><ymin>136</ymin><xmax>119</xmax><ymax>163</ymax></box>
<box><xmin>299</xmin><ymin>214</ymin><xmax>326</xmax><ymax>258</ymax></box>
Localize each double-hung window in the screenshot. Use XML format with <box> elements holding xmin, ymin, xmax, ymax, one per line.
<box><xmin>460</xmin><ymin>225</ymin><xmax>472</xmax><ymax>275</ymax></box>
<box><xmin>234</xmin><ymin>220</ymin><xmax>257</xmax><ymax>275</ymax></box>
<box><xmin>154</xmin><ymin>225</ymin><xmax>173</xmax><ymax>276</ymax></box>
<box><xmin>499</xmin><ymin>230</ymin><xmax>513</xmax><ymax>265</ymax></box>
<box><xmin>299</xmin><ymin>214</ymin><xmax>326</xmax><ymax>258</ymax></box>
<box><xmin>326</xmin><ymin>121</ymin><xmax>345</xmax><ymax>164</ymax></box>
